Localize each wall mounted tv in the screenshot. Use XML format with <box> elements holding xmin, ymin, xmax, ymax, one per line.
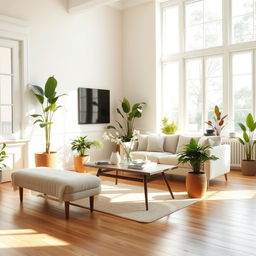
<box><xmin>78</xmin><ymin>88</ymin><xmax>110</xmax><ymax>124</ymax></box>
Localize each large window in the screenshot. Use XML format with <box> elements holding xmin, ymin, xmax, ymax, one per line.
<box><xmin>162</xmin><ymin>0</ymin><xmax>256</xmax><ymax>134</ymax></box>
<box><xmin>0</xmin><ymin>39</ymin><xmax>20</xmax><ymax>137</ymax></box>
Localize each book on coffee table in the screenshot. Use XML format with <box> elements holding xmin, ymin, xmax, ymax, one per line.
<box><xmin>128</xmin><ymin>161</ymin><xmax>157</xmax><ymax>170</ymax></box>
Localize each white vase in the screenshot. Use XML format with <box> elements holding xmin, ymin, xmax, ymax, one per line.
<box><xmin>110</xmin><ymin>152</ymin><xmax>121</xmax><ymax>165</ymax></box>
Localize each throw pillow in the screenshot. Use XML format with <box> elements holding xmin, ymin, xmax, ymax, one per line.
<box><xmin>176</xmin><ymin>135</ymin><xmax>200</xmax><ymax>154</ymax></box>
<box><xmin>163</xmin><ymin>135</ymin><xmax>179</xmax><ymax>153</ymax></box>
<box><xmin>147</xmin><ymin>135</ymin><xmax>164</xmax><ymax>152</ymax></box>
<box><xmin>137</xmin><ymin>135</ymin><xmax>148</xmax><ymax>151</ymax></box>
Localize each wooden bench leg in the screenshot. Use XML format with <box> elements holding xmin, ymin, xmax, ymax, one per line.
<box><xmin>89</xmin><ymin>196</ymin><xmax>94</xmax><ymax>212</ymax></box>
<box><xmin>65</xmin><ymin>201</ymin><xmax>70</xmax><ymax>220</ymax></box>
<box><xmin>224</xmin><ymin>174</ymin><xmax>228</xmax><ymax>181</ymax></box>
<box><xmin>19</xmin><ymin>187</ymin><xmax>23</xmax><ymax>203</ymax></box>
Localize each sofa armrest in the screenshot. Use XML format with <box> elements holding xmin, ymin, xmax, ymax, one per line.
<box><xmin>204</xmin><ymin>144</ymin><xmax>231</xmax><ymax>180</ymax></box>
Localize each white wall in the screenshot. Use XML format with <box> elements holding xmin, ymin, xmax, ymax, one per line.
<box><xmin>122</xmin><ymin>1</ymin><xmax>159</xmax><ymax>133</ymax></box>
<box><xmin>0</xmin><ymin>0</ymin><xmax>122</xmax><ymax>169</ymax></box>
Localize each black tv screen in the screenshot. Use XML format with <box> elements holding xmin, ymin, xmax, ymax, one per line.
<box><xmin>78</xmin><ymin>88</ymin><xmax>110</xmax><ymax>124</ymax></box>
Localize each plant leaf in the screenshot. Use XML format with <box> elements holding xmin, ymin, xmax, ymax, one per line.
<box><xmin>243</xmin><ymin>131</ymin><xmax>249</xmax><ymax>143</ymax></box>
<box><xmin>31</xmin><ymin>85</ymin><xmax>44</xmax><ymax>97</ymax></box>
<box><xmin>107</xmin><ymin>125</ymin><xmax>116</xmax><ymax>130</ymax></box>
<box><xmin>44</xmin><ymin>76</ymin><xmax>57</xmax><ymax>98</ymax></box>
<box><xmin>246</xmin><ymin>113</ymin><xmax>254</xmax><ymax>131</ymax></box>
<box><xmin>121</xmin><ymin>98</ymin><xmax>130</xmax><ymax>113</ymax></box>
<box><xmin>238</xmin><ymin>123</ymin><xmax>246</xmax><ymax>132</ymax></box>
<box><xmin>116</xmin><ymin>108</ymin><xmax>124</xmax><ymax>119</ymax></box>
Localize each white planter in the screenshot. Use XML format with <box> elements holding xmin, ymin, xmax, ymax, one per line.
<box><xmin>110</xmin><ymin>152</ymin><xmax>121</xmax><ymax>165</ymax></box>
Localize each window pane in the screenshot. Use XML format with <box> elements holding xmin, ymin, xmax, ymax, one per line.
<box><xmin>0</xmin><ymin>106</ymin><xmax>13</xmax><ymax>135</ymax></box>
<box><xmin>0</xmin><ymin>75</ymin><xmax>12</xmax><ymax>104</ymax></box>
<box><xmin>162</xmin><ymin>62</ymin><xmax>179</xmax><ymax>122</ymax></box>
<box><xmin>204</xmin><ymin>0</ymin><xmax>222</xmax><ymax>22</ymax></box>
<box><xmin>232</xmin><ymin>0</ymin><xmax>253</xmax><ymax>17</ymax></box>
<box><xmin>185</xmin><ymin>0</ymin><xmax>222</xmax><ymax>51</ymax></box>
<box><xmin>232</xmin><ymin>0</ymin><xmax>256</xmax><ymax>43</ymax></box>
<box><xmin>186</xmin><ymin>1</ymin><xmax>203</xmax><ymax>26</ymax></box>
<box><xmin>163</xmin><ymin>6</ymin><xmax>179</xmax><ymax>55</ymax></box>
<box><xmin>186</xmin><ymin>59</ymin><xmax>203</xmax><ymax>132</ymax></box>
<box><xmin>186</xmin><ymin>25</ymin><xmax>204</xmax><ymax>51</ymax></box>
<box><xmin>0</xmin><ymin>47</ymin><xmax>11</xmax><ymax>74</ymax></box>
<box><xmin>232</xmin><ymin>52</ymin><xmax>253</xmax><ymax>132</ymax></box>
<box><xmin>205</xmin><ymin>56</ymin><xmax>223</xmax><ymax>120</ymax></box>
<box><xmin>232</xmin><ymin>14</ymin><xmax>254</xmax><ymax>43</ymax></box>
<box><xmin>205</xmin><ymin>21</ymin><xmax>222</xmax><ymax>48</ymax></box>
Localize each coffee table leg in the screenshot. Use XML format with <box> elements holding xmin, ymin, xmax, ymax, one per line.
<box><xmin>161</xmin><ymin>172</ymin><xmax>174</xmax><ymax>199</ymax></box>
<box><xmin>96</xmin><ymin>168</ymin><xmax>101</xmax><ymax>177</ymax></box>
<box><xmin>143</xmin><ymin>175</ymin><xmax>149</xmax><ymax>211</ymax></box>
<box><xmin>115</xmin><ymin>170</ymin><xmax>118</xmax><ymax>185</ymax></box>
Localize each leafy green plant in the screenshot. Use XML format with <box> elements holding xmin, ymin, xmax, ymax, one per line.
<box><xmin>30</xmin><ymin>76</ymin><xmax>65</xmax><ymax>153</ymax></box>
<box><xmin>107</xmin><ymin>98</ymin><xmax>146</xmax><ymax>142</ymax></box>
<box><xmin>161</xmin><ymin>117</ymin><xmax>178</xmax><ymax>134</ymax></box>
<box><xmin>206</xmin><ymin>105</ymin><xmax>228</xmax><ymax>136</ymax></box>
<box><xmin>178</xmin><ymin>139</ymin><xmax>218</xmax><ymax>173</ymax></box>
<box><xmin>0</xmin><ymin>143</ymin><xmax>7</xmax><ymax>168</ymax></box>
<box><xmin>71</xmin><ymin>136</ymin><xmax>102</xmax><ymax>156</ymax></box>
<box><xmin>236</xmin><ymin>113</ymin><xmax>256</xmax><ymax>161</ymax></box>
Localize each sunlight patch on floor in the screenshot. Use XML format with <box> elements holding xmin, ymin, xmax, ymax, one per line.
<box><xmin>205</xmin><ymin>189</ymin><xmax>256</xmax><ymax>200</ymax></box>
<box><xmin>0</xmin><ymin>229</ymin><xmax>69</xmax><ymax>248</ymax></box>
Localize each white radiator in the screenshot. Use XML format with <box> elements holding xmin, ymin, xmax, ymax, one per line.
<box><xmin>222</xmin><ymin>138</ymin><xmax>256</xmax><ymax>168</ymax></box>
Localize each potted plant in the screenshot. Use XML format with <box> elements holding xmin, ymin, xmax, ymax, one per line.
<box><xmin>236</xmin><ymin>113</ymin><xmax>256</xmax><ymax>176</ymax></box>
<box><xmin>206</xmin><ymin>105</ymin><xmax>228</xmax><ymax>136</ymax></box>
<box><xmin>30</xmin><ymin>76</ymin><xmax>65</xmax><ymax>167</ymax></box>
<box><xmin>178</xmin><ymin>139</ymin><xmax>218</xmax><ymax>198</ymax></box>
<box><xmin>161</xmin><ymin>116</ymin><xmax>178</xmax><ymax>134</ymax></box>
<box><xmin>0</xmin><ymin>143</ymin><xmax>7</xmax><ymax>183</ymax></box>
<box><xmin>71</xmin><ymin>136</ymin><xmax>102</xmax><ymax>172</ymax></box>
<box><xmin>107</xmin><ymin>98</ymin><xmax>146</xmax><ymax>142</ymax></box>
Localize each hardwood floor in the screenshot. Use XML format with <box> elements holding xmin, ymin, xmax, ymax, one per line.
<box><xmin>0</xmin><ymin>170</ymin><xmax>255</xmax><ymax>256</ymax></box>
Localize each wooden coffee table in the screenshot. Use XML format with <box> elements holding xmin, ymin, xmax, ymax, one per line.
<box><xmin>85</xmin><ymin>162</ymin><xmax>177</xmax><ymax>210</ymax></box>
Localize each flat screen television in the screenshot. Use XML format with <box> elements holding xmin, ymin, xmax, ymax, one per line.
<box><xmin>78</xmin><ymin>88</ymin><xmax>110</xmax><ymax>124</ymax></box>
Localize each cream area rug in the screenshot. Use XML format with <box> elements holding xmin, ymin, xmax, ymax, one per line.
<box><xmin>74</xmin><ymin>181</ymin><xmax>199</xmax><ymax>223</ymax></box>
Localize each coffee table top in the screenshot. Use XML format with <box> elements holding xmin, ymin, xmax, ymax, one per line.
<box><xmin>85</xmin><ymin>162</ymin><xmax>177</xmax><ymax>176</ymax></box>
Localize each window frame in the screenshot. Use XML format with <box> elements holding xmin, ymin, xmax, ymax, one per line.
<box><xmin>161</xmin><ymin>0</ymin><xmax>256</xmax><ymax>134</ymax></box>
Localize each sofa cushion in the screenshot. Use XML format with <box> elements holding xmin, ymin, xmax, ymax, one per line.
<box><xmin>176</xmin><ymin>136</ymin><xmax>200</xmax><ymax>154</ymax></box>
<box><xmin>163</xmin><ymin>135</ymin><xmax>179</xmax><ymax>153</ymax></box>
<box><xmin>137</xmin><ymin>134</ymin><xmax>148</xmax><ymax>151</ymax></box>
<box><xmin>147</xmin><ymin>135</ymin><xmax>164</xmax><ymax>152</ymax></box>
<box><xmin>158</xmin><ymin>154</ymin><xmax>191</xmax><ymax>168</ymax></box>
<box><xmin>130</xmin><ymin>151</ymin><xmax>172</xmax><ymax>163</ymax></box>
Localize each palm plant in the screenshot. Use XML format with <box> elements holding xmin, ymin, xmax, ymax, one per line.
<box><xmin>0</xmin><ymin>143</ymin><xmax>7</xmax><ymax>168</ymax></box>
<box><xmin>30</xmin><ymin>76</ymin><xmax>65</xmax><ymax>153</ymax></box>
<box><xmin>178</xmin><ymin>139</ymin><xmax>218</xmax><ymax>173</ymax></box>
<box><xmin>71</xmin><ymin>136</ymin><xmax>102</xmax><ymax>156</ymax></box>
<box><xmin>107</xmin><ymin>98</ymin><xmax>146</xmax><ymax>142</ymax></box>
<box><xmin>236</xmin><ymin>113</ymin><xmax>256</xmax><ymax>161</ymax></box>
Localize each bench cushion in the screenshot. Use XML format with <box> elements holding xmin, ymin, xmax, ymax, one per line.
<box><xmin>11</xmin><ymin>167</ymin><xmax>101</xmax><ymax>201</ymax></box>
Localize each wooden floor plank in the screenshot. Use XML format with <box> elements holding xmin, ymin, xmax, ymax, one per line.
<box><xmin>0</xmin><ymin>170</ymin><xmax>255</xmax><ymax>256</ymax></box>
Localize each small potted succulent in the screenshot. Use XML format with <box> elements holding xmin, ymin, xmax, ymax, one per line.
<box><xmin>71</xmin><ymin>136</ymin><xmax>102</xmax><ymax>172</ymax></box>
<box><xmin>178</xmin><ymin>139</ymin><xmax>218</xmax><ymax>198</ymax></box>
<box><xmin>236</xmin><ymin>113</ymin><xmax>256</xmax><ymax>176</ymax></box>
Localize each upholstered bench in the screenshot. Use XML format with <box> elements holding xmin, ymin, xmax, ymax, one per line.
<box><xmin>11</xmin><ymin>167</ymin><xmax>101</xmax><ymax>219</ymax></box>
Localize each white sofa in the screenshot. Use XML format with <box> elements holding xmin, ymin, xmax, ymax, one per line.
<box><xmin>130</xmin><ymin>134</ymin><xmax>230</xmax><ymax>186</ymax></box>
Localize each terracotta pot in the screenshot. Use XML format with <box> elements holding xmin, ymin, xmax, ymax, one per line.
<box><xmin>186</xmin><ymin>172</ymin><xmax>207</xmax><ymax>198</ymax></box>
<box><xmin>74</xmin><ymin>155</ymin><xmax>90</xmax><ymax>173</ymax></box>
<box><xmin>35</xmin><ymin>152</ymin><xmax>57</xmax><ymax>168</ymax></box>
<box><xmin>241</xmin><ymin>160</ymin><xmax>256</xmax><ymax>176</ymax></box>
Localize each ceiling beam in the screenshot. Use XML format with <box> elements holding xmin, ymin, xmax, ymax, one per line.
<box><xmin>68</xmin><ymin>0</ymin><xmax>120</xmax><ymax>13</ymax></box>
